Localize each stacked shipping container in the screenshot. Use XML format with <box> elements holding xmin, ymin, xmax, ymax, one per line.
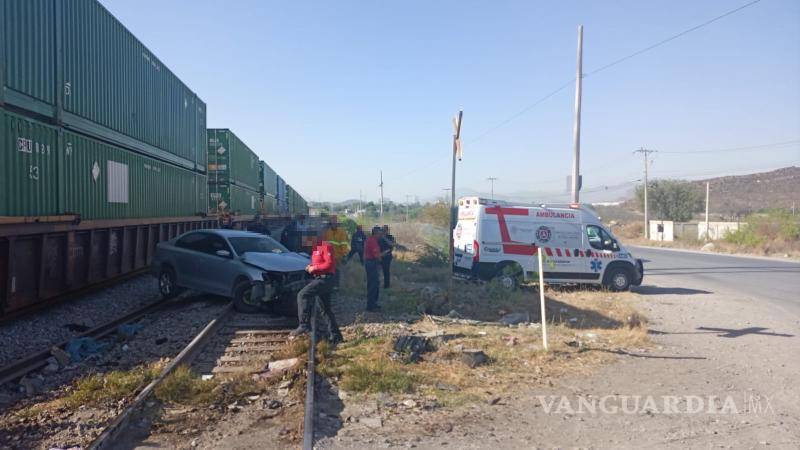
<box><xmin>1</xmin><ymin>0</ymin><xmax>208</xmax><ymax>219</ymax></box>
<box><xmin>206</xmin><ymin>129</ymin><xmax>260</xmax><ymax>216</ymax></box>
<box><xmin>1</xmin><ymin>0</ymin><xmax>216</xmax><ymax>314</ymax></box>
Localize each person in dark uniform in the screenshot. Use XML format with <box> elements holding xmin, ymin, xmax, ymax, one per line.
<box><xmin>290</xmin><ymin>240</ymin><xmax>343</xmax><ymax>344</ymax></box>
<box><xmin>379</xmin><ymin>225</ymin><xmax>396</xmax><ymax>288</ymax></box>
<box><xmin>345</xmin><ymin>224</ymin><xmax>366</xmax><ymax>264</ymax></box>
<box><xmin>280</xmin><ymin>214</ymin><xmax>305</xmax><ymax>252</ymax></box>
<box><xmin>363</xmin><ymin>226</ymin><xmax>386</xmax><ymax>312</ymax></box>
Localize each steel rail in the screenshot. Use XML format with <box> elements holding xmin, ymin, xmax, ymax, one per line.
<box><xmin>303</xmin><ymin>312</ymin><xmax>318</xmax><ymax>450</ymax></box>
<box><xmin>89</xmin><ymin>303</ymin><xmax>234</xmax><ymax>450</ymax></box>
<box><xmin>0</xmin><ymin>296</ymin><xmax>167</xmax><ymax>386</ymax></box>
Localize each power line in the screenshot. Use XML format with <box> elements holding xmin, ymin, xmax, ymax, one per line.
<box><xmin>585</xmin><ymin>0</ymin><xmax>763</xmax><ymax>77</ymax></box>
<box><xmin>470</xmin><ymin>0</ymin><xmax>764</xmax><ymax>142</ymax></box>
<box><xmin>368</xmin><ymin>0</ymin><xmax>766</xmax><ymax>197</ymax></box>
<box><xmin>659</xmin><ymin>139</ymin><xmax>800</xmax><ymax>154</ymax></box>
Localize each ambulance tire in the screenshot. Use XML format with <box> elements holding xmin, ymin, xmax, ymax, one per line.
<box><xmin>604</xmin><ymin>266</ymin><xmax>633</xmax><ymax>292</ymax></box>
<box><xmin>495</xmin><ymin>262</ymin><xmax>523</xmax><ymax>290</ymax></box>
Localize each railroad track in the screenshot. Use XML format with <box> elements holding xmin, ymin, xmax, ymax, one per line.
<box><xmin>88</xmin><ymin>304</ymin><xmax>321</xmax><ymax>450</ymax></box>
<box><xmin>0</xmin><ymin>297</ymin><xmax>168</xmax><ymax>387</ymax></box>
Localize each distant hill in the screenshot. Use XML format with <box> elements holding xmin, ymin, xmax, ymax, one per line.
<box><xmin>689</xmin><ymin>166</ymin><xmax>799</xmax><ymax>217</ymax></box>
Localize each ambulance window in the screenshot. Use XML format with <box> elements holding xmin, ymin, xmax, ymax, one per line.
<box><xmin>586</xmin><ymin>225</ymin><xmax>604</xmax><ymax>250</ymax></box>
<box><xmin>586</xmin><ymin>225</ymin><xmax>614</xmax><ymax>250</ymax></box>
<box><xmin>481</xmin><ymin>219</ymin><xmax>501</xmax><ymax>243</ymax></box>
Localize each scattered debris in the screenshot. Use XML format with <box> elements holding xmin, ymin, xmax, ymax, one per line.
<box><xmin>117</xmin><ymin>323</ymin><xmax>144</xmax><ymax>338</ymax></box>
<box><xmin>50</xmin><ymin>346</ymin><xmax>71</xmax><ymax>366</ymax></box>
<box><xmin>64</xmin><ymin>323</ymin><xmax>91</xmax><ymax>332</ymax></box>
<box><xmin>402</xmin><ymin>399</ymin><xmax>418</xmax><ymax>408</ymax></box>
<box><xmin>460</xmin><ymin>349</ymin><xmax>488</xmax><ymax>368</ymax></box>
<box><xmin>488</xmin><ymin>396</ymin><xmax>501</xmax><ymax>405</ymax></box>
<box><xmin>19</xmin><ymin>376</ymin><xmax>44</xmax><ymax>396</ymax></box>
<box><xmin>360</xmin><ymin>417</ymin><xmax>383</xmax><ymax>428</ymax></box>
<box><xmin>393</xmin><ymin>335</ymin><xmax>432</xmax><ymax>362</ymax></box>
<box><xmin>499</xmin><ymin>312</ymin><xmax>529</xmax><ymax>325</ymax></box>
<box><xmin>65</xmin><ymin>337</ymin><xmax>107</xmax><ymax>361</ymax></box>
<box><xmin>504</xmin><ymin>336</ymin><xmax>518</xmax><ymax>346</ymax></box>
<box><xmin>435</xmin><ymin>381</ymin><xmax>459</xmax><ymax>392</ymax></box>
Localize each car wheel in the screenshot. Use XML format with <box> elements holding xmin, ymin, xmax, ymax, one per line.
<box><xmin>233</xmin><ymin>280</ymin><xmax>262</xmax><ymax>314</ymax></box>
<box><xmin>494</xmin><ymin>263</ymin><xmax>523</xmax><ymax>290</ymax></box>
<box><xmin>158</xmin><ymin>267</ymin><xmax>184</xmax><ymax>300</ymax></box>
<box><xmin>605</xmin><ymin>267</ymin><xmax>632</xmax><ymax>292</ymax></box>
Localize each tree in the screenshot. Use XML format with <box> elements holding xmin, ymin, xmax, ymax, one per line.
<box><xmin>419</xmin><ymin>201</ymin><xmax>451</xmax><ymax>228</ymax></box>
<box><xmin>635</xmin><ymin>180</ymin><xmax>703</xmax><ymax>222</ymax></box>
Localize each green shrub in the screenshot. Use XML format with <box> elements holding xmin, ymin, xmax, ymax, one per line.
<box><xmin>725</xmin><ymin>210</ymin><xmax>800</xmax><ymax>247</ymax></box>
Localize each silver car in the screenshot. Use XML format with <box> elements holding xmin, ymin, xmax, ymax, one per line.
<box><xmin>151</xmin><ymin>229</ymin><xmax>310</xmax><ymax>313</ymax></box>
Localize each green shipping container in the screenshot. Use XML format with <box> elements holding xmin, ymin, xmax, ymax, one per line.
<box><xmin>209</xmin><ymin>183</ymin><xmax>259</xmax><ymax>216</ymax></box>
<box><xmin>207</xmin><ymin>129</ymin><xmax>260</xmax><ymax>192</ymax></box>
<box><xmin>259</xmin><ymin>160</ymin><xmax>278</xmax><ymax>198</ymax></box>
<box><xmin>1</xmin><ymin>109</ymin><xmax>206</xmax><ymax>219</ymax></box>
<box><xmin>1</xmin><ymin>0</ymin><xmax>207</xmax><ymax>172</ymax></box>
<box><xmin>62</xmin><ymin>131</ymin><xmax>207</xmax><ymax>219</ymax></box>
<box><xmin>0</xmin><ymin>109</ymin><xmax>60</xmax><ymax>216</ymax></box>
<box><xmin>261</xmin><ymin>195</ymin><xmax>276</xmax><ymax>216</ymax></box>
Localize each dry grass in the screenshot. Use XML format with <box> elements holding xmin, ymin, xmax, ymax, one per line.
<box><xmin>154</xmin><ymin>366</ymin><xmax>218</xmax><ymax>405</ymax></box>
<box><xmin>65</xmin><ymin>363</ymin><xmax>162</xmax><ymax>408</ymax></box>
<box><xmin>320</xmin><ymin>221</ymin><xmax>652</xmax><ymax>405</ymax></box>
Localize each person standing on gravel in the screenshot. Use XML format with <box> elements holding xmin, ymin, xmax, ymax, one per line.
<box><xmin>379</xmin><ymin>225</ymin><xmax>396</xmax><ymax>288</ymax></box>
<box><xmin>364</xmin><ymin>226</ymin><xmax>388</xmax><ymax>312</ymax></box>
<box><xmin>291</xmin><ymin>240</ymin><xmax>343</xmax><ymax>344</ymax></box>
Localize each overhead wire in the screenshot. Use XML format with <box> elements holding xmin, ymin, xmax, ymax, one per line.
<box><xmin>358</xmin><ymin>0</ymin><xmax>768</xmax><ymax>200</ymax></box>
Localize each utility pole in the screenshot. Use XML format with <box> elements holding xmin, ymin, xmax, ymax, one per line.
<box><xmin>487</xmin><ymin>177</ymin><xmax>498</xmax><ymax>201</ymax></box>
<box><xmin>359</xmin><ymin>189</ymin><xmax>363</xmax><ymax>218</ymax></box>
<box><xmin>704</xmin><ymin>182</ymin><xmax>710</xmax><ymax>241</ymax></box>
<box><xmin>448</xmin><ymin>111</ymin><xmax>463</xmax><ymax>301</ymax></box>
<box><xmin>405</xmin><ymin>194</ymin><xmax>413</xmax><ymax>222</ymax></box>
<box><xmin>570</xmin><ymin>25</ymin><xmax>584</xmax><ymax>205</ymax></box>
<box><xmin>378</xmin><ymin>171</ymin><xmax>384</xmax><ymax>220</ymax></box>
<box><xmin>633</xmin><ymin>148</ymin><xmax>657</xmax><ymax>239</ymax></box>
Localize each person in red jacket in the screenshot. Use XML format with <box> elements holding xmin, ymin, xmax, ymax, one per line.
<box><xmin>290</xmin><ymin>240</ymin><xmax>343</xmax><ymax>343</ymax></box>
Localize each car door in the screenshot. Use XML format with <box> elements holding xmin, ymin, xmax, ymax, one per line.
<box><xmin>172</xmin><ymin>232</ymin><xmax>209</xmax><ymax>289</ymax></box>
<box><xmin>193</xmin><ymin>233</ymin><xmax>238</xmax><ymax>296</ymax></box>
<box><xmin>583</xmin><ymin>224</ymin><xmax>616</xmax><ymax>280</ymax></box>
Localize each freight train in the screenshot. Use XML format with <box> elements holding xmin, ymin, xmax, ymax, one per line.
<box><xmin>0</xmin><ymin>0</ymin><xmax>308</xmax><ymax>315</ymax></box>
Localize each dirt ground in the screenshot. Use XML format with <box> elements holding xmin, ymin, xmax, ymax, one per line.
<box><xmin>315</xmin><ymin>279</ymin><xmax>800</xmax><ymax>448</ymax></box>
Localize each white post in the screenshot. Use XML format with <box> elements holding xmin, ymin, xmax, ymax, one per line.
<box><xmin>538</xmin><ymin>248</ymin><xmax>548</xmax><ymax>351</ymax></box>
<box><xmin>704</xmin><ymin>182</ymin><xmax>710</xmax><ymax>241</ymax></box>
<box><xmin>570</xmin><ymin>25</ymin><xmax>584</xmax><ymax>205</ymax></box>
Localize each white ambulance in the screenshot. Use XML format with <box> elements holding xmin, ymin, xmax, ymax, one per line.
<box><xmin>452</xmin><ymin>197</ymin><xmax>643</xmax><ymax>291</ymax></box>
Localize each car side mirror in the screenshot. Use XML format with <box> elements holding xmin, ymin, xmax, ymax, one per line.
<box><xmin>215</xmin><ymin>250</ymin><xmax>231</xmax><ymax>258</ymax></box>
<box><xmin>612</xmin><ymin>241</ymin><xmax>619</xmax><ymax>251</ymax></box>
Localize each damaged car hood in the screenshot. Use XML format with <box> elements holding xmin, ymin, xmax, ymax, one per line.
<box><xmin>241</xmin><ymin>252</ymin><xmax>310</xmax><ymax>272</ymax></box>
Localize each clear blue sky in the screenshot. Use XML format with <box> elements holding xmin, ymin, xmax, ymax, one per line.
<box><xmin>100</xmin><ymin>0</ymin><xmax>800</xmax><ymax>203</ymax></box>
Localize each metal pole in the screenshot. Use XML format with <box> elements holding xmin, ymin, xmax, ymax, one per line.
<box><xmin>643</xmin><ymin>150</ymin><xmax>649</xmax><ymax>240</ymax></box>
<box><xmin>487</xmin><ymin>177</ymin><xmax>498</xmax><ymax>201</ymax></box>
<box><xmin>538</xmin><ymin>249</ymin><xmax>548</xmax><ymax>351</ymax></box>
<box><xmin>705</xmin><ymin>182</ymin><xmax>710</xmax><ymax>241</ymax></box>
<box><xmin>570</xmin><ymin>25</ymin><xmax>584</xmax><ymax>205</ymax></box>
<box><xmin>379</xmin><ymin>171</ymin><xmax>384</xmax><ymax>220</ymax></box>
<box><xmin>634</xmin><ymin>147</ymin><xmax>655</xmax><ymax>240</ymax></box>
<box><xmin>449</xmin><ymin>110</ymin><xmax>463</xmax><ymax>301</ymax></box>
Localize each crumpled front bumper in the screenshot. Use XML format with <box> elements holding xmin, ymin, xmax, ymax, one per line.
<box><xmin>251</xmin><ymin>272</ymin><xmax>309</xmax><ymax>302</ymax></box>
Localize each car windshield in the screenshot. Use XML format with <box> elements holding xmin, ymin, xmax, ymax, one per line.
<box><xmin>228</xmin><ymin>236</ymin><xmax>288</xmax><ymax>255</ymax></box>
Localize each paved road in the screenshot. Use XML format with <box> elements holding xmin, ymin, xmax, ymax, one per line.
<box><xmin>631</xmin><ymin>246</ymin><xmax>800</xmax><ymax>316</ymax></box>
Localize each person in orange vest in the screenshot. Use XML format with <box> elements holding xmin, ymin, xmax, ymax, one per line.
<box><xmin>290</xmin><ymin>240</ymin><xmax>343</xmax><ymax>344</ymax></box>
<box><xmin>322</xmin><ymin>215</ymin><xmax>349</xmax><ymax>262</ymax></box>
